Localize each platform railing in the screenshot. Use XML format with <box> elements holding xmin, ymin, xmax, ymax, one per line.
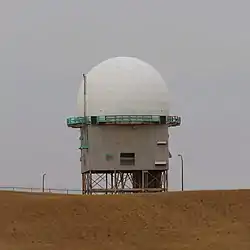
<box><xmin>67</xmin><ymin>115</ymin><xmax>181</xmax><ymax>128</ymax></box>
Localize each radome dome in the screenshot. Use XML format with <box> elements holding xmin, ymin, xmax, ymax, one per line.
<box><xmin>77</xmin><ymin>57</ymin><xmax>169</xmax><ymax>116</ymax></box>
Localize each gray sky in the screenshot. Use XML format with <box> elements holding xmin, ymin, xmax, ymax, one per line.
<box><xmin>0</xmin><ymin>0</ymin><xmax>249</xmax><ymax>191</ymax></box>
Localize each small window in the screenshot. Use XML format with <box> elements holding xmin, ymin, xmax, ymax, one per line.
<box><xmin>155</xmin><ymin>161</ymin><xmax>167</xmax><ymax>167</ymax></box>
<box><xmin>157</xmin><ymin>141</ymin><xmax>167</xmax><ymax>145</ymax></box>
<box><xmin>120</xmin><ymin>152</ymin><xmax>135</xmax><ymax>166</ymax></box>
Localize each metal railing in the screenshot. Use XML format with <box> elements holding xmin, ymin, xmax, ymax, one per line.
<box><xmin>0</xmin><ymin>186</ymin><xmax>168</xmax><ymax>195</ymax></box>
<box><xmin>0</xmin><ymin>186</ymin><xmax>83</xmax><ymax>195</ymax></box>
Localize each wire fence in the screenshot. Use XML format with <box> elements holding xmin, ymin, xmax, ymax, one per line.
<box><xmin>0</xmin><ymin>186</ymin><xmax>83</xmax><ymax>195</ymax></box>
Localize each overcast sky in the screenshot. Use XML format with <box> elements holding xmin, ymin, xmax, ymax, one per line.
<box><xmin>0</xmin><ymin>0</ymin><xmax>249</xmax><ymax>191</ymax></box>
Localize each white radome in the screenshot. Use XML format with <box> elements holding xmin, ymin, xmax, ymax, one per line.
<box><xmin>77</xmin><ymin>57</ymin><xmax>169</xmax><ymax>116</ymax></box>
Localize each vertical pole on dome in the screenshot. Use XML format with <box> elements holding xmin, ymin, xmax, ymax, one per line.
<box><xmin>83</xmin><ymin>73</ymin><xmax>87</xmax><ymax>119</ymax></box>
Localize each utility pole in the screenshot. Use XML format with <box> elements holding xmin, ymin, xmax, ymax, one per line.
<box><xmin>42</xmin><ymin>173</ymin><xmax>46</xmax><ymax>192</ymax></box>
<box><xmin>178</xmin><ymin>154</ymin><xmax>184</xmax><ymax>191</ymax></box>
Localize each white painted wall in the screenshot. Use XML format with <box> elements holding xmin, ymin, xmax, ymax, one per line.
<box><xmin>83</xmin><ymin>125</ymin><xmax>169</xmax><ymax>172</ymax></box>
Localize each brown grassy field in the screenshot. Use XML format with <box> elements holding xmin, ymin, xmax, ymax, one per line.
<box><xmin>0</xmin><ymin>189</ymin><xmax>249</xmax><ymax>250</ymax></box>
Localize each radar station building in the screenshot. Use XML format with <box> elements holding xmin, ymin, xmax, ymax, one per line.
<box><xmin>67</xmin><ymin>57</ymin><xmax>181</xmax><ymax>194</ymax></box>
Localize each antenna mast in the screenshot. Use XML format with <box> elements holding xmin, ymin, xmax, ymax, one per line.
<box><xmin>80</xmin><ymin>73</ymin><xmax>89</xmax><ymax>194</ymax></box>
<box><xmin>83</xmin><ymin>74</ymin><xmax>87</xmax><ymax>118</ymax></box>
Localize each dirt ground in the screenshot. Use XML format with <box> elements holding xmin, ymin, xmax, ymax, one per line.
<box><xmin>0</xmin><ymin>190</ymin><xmax>249</xmax><ymax>250</ymax></box>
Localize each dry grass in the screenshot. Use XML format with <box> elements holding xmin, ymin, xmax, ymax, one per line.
<box><xmin>0</xmin><ymin>189</ymin><xmax>249</xmax><ymax>250</ymax></box>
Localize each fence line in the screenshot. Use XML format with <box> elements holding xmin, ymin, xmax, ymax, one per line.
<box><xmin>0</xmin><ymin>186</ymin><xmax>83</xmax><ymax>195</ymax></box>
